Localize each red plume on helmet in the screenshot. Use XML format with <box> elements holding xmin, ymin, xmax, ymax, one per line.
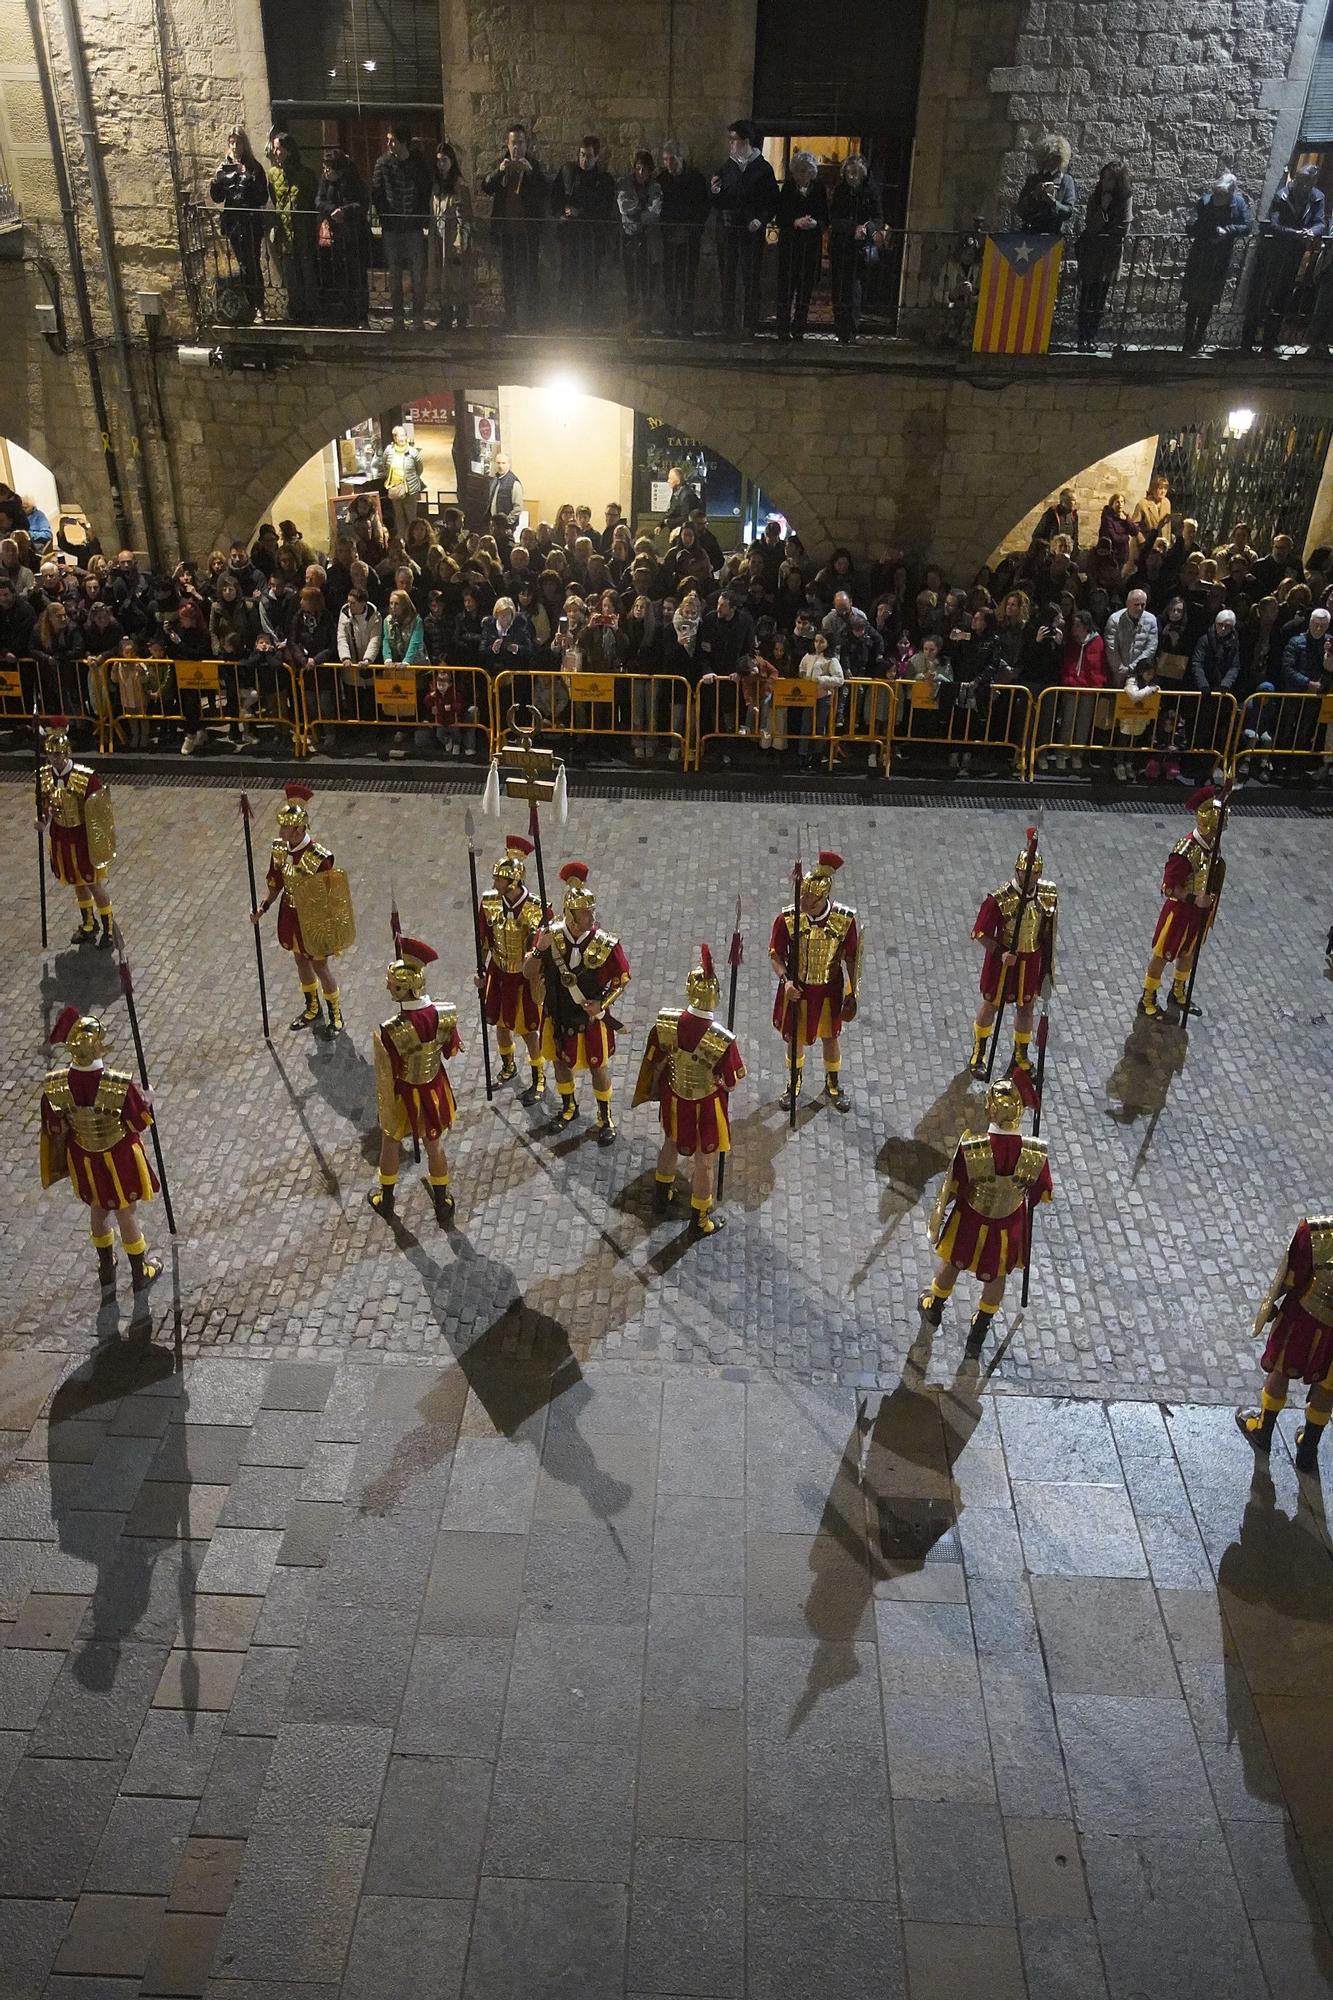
<box><xmin>396</xmin><ymin>936</ymin><xmax>437</xmax><ymax>969</ymax></box>
<box><xmin>283</xmin><ymin>781</ymin><xmax>315</xmax><ymax>804</ymax></box>
<box><xmin>1011</xmin><ymin>1065</ymin><xmax>1038</xmax><ymax>1109</ymax></box>
<box><xmin>559</xmin><ymin>860</ymin><xmax>590</xmax><ymax>884</ymax></box>
<box><xmin>506</xmin><ymin>833</ymin><xmax>534</xmax><ymax>856</ymax></box>
<box><xmin>816</xmin><ymin>850</ymin><xmax>844</xmax><ymax>872</ymax></box>
<box><xmin>50</xmin><ymin>1004</ymin><xmax>81</xmax><ymax>1046</ymax></box>
<box><xmin>1184</xmin><ymin>784</ymin><xmax>1215</xmax><ymax>810</ymax></box>
<box><xmin>698</xmin><ymin>942</ymin><xmax>715</xmax><ymax>981</ymax></box>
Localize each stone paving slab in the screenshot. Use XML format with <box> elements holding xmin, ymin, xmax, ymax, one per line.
<box><xmin>4</xmin><ymin>783</ymin><xmax>1333</xmax><ymax>1404</ymax></box>
<box><xmin>0</xmin><ymin>1351</ymin><xmax>1328</xmax><ymax>1996</ymax></box>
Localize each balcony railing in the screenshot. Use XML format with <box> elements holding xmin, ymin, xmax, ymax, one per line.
<box><xmin>183</xmin><ymin>205</ymin><xmax>1333</xmax><ymax>359</ymax></box>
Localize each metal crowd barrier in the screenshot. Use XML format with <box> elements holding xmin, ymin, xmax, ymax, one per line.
<box><xmin>0</xmin><ymin>656</ymin><xmax>304</xmax><ymax>757</ymax></box>
<box><xmin>692</xmin><ymin>674</ymin><xmax>891</xmax><ymax>771</ymax></box>
<box><xmin>891</xmin><ymin>678</ymin><xmax>1032</xmax><ymax>775</ymax></box>
<box><xmin>296</xmin><ymin>660</ymin><xmax>493</xmax><ymax>758</ymax></box>
<box><xmin>492</xmin><ymin>667</ymin><xmax>691</xmax><ymax>765</ymax></box>
<box><xmin>1229</xmin><ymin>688</ymin><xmax>1333</xmax><ymax>779</ymax></box>
<box><xmin>1027</xmin><ymin>685</ymin><xmax>1238</xmax><ymax>781</ymax></box>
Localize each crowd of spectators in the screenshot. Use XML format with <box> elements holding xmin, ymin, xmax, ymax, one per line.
<box><xmin>207</xmin><ymin>118</ymin><xmax>1333</xmax><ymax>354</ymax></box>
<box><xmin>3</xmin><ymin>464</ymin><xmax>1331</xmax><ymax>785</ymax></box>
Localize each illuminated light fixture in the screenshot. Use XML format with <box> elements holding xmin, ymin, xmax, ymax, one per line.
<box><xmin>544</xmin><ymin>371</ymin><xmax>581</xmax><ymax>399</ymax></box>
<box><xmin>1226</xmin><ymin>406</ymin><xmax>1255</xmax><ymax>438</ymax></box>
<box><xmin>363</xmin><ymin>59</ymin><xmax>376</xmax><ymax>70</ymax></box>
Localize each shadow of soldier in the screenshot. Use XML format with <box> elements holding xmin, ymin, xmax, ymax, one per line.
<box><xmin>784</xmin><ymin>1327</ymin><xmax>987</xmax><ymax>1740</ymax></box>
<box><xmin>850</xmin><ymin>1069</ymin><xmax>986</xmax><ymax>1291</ymax></box>
<box><xmin>48</xmin><ymin>1338</ymin><xmax>201</xmax><ymax>1707</ymax></box>
<box><xmin>1105</xmin><ymin>1015</ymin><xmax>1188</xmax><ymax>1177</ymax></box>
<box><xmin>1216</xmin><ymin>1462</ymin><xmax>1333</xmax><ymax>1980</ymax></box>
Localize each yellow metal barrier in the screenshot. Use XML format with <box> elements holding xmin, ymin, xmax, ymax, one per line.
<box><xmin>1027</xmin><ymin>684</ymin><xmax>1238</xmax><ymax>782</ymax></box>
<box><xmin>693</xmin><ymin>674</ymin><xmax>892</xmax><ymax>772</ymax></box>
<box><xmin>493</xmin><ymin>668</ymin><xmax>692</xmax><ymax>765</ymax></box>
<box><xmin>0</xmin><ymin>656</ymin><xmax>303</xmax><ymax>758</ymax></box>
<box><xmin>890</xmin><ymin>677</ymin><xmax>1032</xmax><ymax>775</ymax></box>
<box><xmin>1229</xmin><ymin>689</ymin><xmax>1333</xmax><ymax>782</ymax></box>
<box><xmin>296</xmin><ymin>659</ymin><xmax>493</xmax><ymax>759</ymax></box>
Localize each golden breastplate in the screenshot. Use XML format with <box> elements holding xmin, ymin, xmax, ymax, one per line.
<box><xmin>655</xmin><ymin>1012</ymin><xmax>731</xmax><ymax>1101</ymax></box>
<box><xmin>483</xmin><ymin>891</ymin><xmax>540</xmax><ymax>973</ymax></box>
<box><xmin>1301</xmin><ymin>1220</ymin><xmax>1333</xmax><ymax>1325</ymax></box>
<box><xmin>273</xmin><ymin>840</ymin><xmax>331</xmax><ymax>897</ymax></box>
<box><xmin>995</xmin><ymin>881</ymin><xmax>1056</xmax><ymax>954</ymax></box>
<box><xmin>1170</xmin><ymin>834</ymin><xmax>1209</xmax><ymax>899</ymax></box>
<box><xmin>959</xmin><ymin>1134</ymin><xmax>1047</xmax><ymax>1219</ymax></box>
<box><xmin>44</xmin><ymin>766</ymin><xmax>90</xmax><ymax>830</ymax></box>
<box><xmin>45</xmin><ymin>1068</ymin><xmax>131</xmax><ymax>1152</ymax></box>
<box><xmin>384</xmin><ymin>1010</ymin><xmax>455</xmax><ymax>1086</ymax></box>
<box><xmin>785</xmin><ymin>905</ymin><xmax>852</xmax><ymax>985</ymax></box>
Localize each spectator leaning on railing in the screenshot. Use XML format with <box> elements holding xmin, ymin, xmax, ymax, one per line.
<box><xmin>372</xmin><ymin>126</ymin><xmax>432</xmax><ymax>333</ymax></box>
<box><xmin>267</xmin><ymin>132</ymin><xmax>318</xmax><ymax>324</ymax></box>
<box><xmin>481</xmin><ymin>124</ymin><xmax>548</xmax><ymax>330</ymax></box>
<box><xmin>209</xmin><ymin>126</ymin><xmax>268</xmax><ymax>320</ymax></box>
<box><xmin>710</xmin><ymin>120</ymin><xmax>777</xmax><ymax>338</ymax></box>
<box><xmin>1181</xmin><ymin>171</ymin><xmax>1251</xmax><ymax>352</ymax></box>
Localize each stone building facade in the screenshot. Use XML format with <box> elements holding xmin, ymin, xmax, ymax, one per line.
<box><xmin>0</xmin><ymin>0</ymin><xmax>1328</xmax><ymax>568</ymax></box>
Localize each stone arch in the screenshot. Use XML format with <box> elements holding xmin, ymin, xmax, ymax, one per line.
<box><xmin>211</xmin><ymin>353</ymin><xmax>831</xmax><ymax>553</ymax></box>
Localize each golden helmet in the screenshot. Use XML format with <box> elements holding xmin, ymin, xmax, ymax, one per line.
<box><xmin>1014</xmin><ymin>828</ymin><xmax>1042</xmax><ymax>880</ymax></box>
<box><xmin>802</xmin><ymin>848</ymin><xmax>844</xmax><ymax>898</ymax></box>
<box><xmin>559</xmin><ymin>859</ymin><xmax>596</xmax><ymax>916</ymax></box>
<box><xmin>1188</xmin><ymin>785</ymin><xmax>1221</xmax><ymax>839</ymax></box>
<box><xmin>493</xmin><ymin>832</ymin><xmax>534</xmax><ymax>888</ymax></box>
<box><xmin>276</xmin><ymin>780</ymin><xmax>315</xmax><ymax>830</ymax></box>
<box><xmin>43</xmin><ymin>716</ymin><xmax>72</xmax><ymax>765</ymax></box>
<box><xmin>51</xmin><ymin>1003</ymin><xmax>107</xmax><ymax>1066</ymax></box>
<box><xmin>685</xmin><ymin>942</ymin><xmax>719</xmax><ymax>1010</ymax></box>
<box><xmin>985</xmin><ymin>1077</ymin><xmax>1026</xmax><ymax>1130</ymax></box>
<box><xmin>387</xmin><ymin>935</ymin><xmax>436</xmax><ymax>1002</ymax></box>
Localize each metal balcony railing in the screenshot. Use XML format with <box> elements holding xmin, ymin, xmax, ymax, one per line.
<box><xmin>182</xmin><ymin>205</ymin><xmax>1333</xmax><ymax>360</ymax></box>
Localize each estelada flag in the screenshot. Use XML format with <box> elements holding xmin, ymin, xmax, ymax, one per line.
<box><xmin>972</xmin><ymin>232</ymin><xmax>1063</xmax><ymax>354</ymax></box>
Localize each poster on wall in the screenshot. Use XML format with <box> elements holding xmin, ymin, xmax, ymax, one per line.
<box><xmin>468</xmin><ymin>401</ymin><xmax>500</xmax><ymax>475</ymax></box>
<box><xmin>409</xmin><ymin>393</ymin><xmax>455</xmax><ymax>427</ymax></box>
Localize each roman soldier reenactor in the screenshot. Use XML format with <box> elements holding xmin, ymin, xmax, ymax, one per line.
<box><xmin>919</xmin><ymin>1074</ymin><xmax>1052</xmax><ymax>1350</ymax></box>
<box><xmin>40</xmin><ymin>1005</ymin><xmax>161</xmax><ymax>1293</ymax></box>
<box><xmin>477</xmin><ymin>832</ymin><xmax>546</xmax><ymax>1104</ymax></box>
<box><xmin>1140</xmin><ymin>786</ymin><xmax>1223</xmax><ymax>1020</ymax></box>
<box><xmin>633</xmin><ymin>942</ymin><xmax>746</xmax><ymax>1236</ymax></box>
<box><xmin>524</xmin><ymin>860</ymin><xmax>630</xmax><ymax>1145</ymax></box>
<box><xmin>37</xmin><ymin>718</ymin><xmax>117</xmax><ymax>947</ymax></box>
<box><xmin>251</xmin><ymin>782</ymin><xmax>355</xmax><ymax>1035</ymax></box>
<box><xmin>969</xmin><ymin>840</ymin><xmax>1058</xmax><ymax>1076</ymax></box>
<box><xmin>1237</xmin><ymin>1216</ymin><xmax>1333</xmax><ymax>1476</ymax></box>
<box><xmin>368</xmin><ymin>935</ymin><xmax>461</xmax><ymax>1227</ymax></box>
<box><xmin>768</xmin><ymin>850</ymin><xmax>861</xmax><ymax>1111</ymax></box>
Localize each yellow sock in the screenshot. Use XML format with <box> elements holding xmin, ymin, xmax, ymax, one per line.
<box><xmin>974</xmin><ymin>1299</ymin><xmax>1000</xmax><ymax>1322</ymax></box>
<box><xmin>324</xmin><ymin>986</ymin><xmax>340</xmax><ymax>1004</ymax></box>
<box><xmin>1261</xmin><ymin>1387</ymin><xmax>1286</xmax><ymax>1414</ymax></box>
<box><xmin>655</xmin><ymin>1170</ymin><xmax>675</xmax><ymax>1186</ymax></box>
<box><xmin>691</xmin><ymin>1194</ymin><xmax>711</xmax><ymax>1214</ymax></box>
<box><xmin>123</xmin><ymin>1234</ymin><xmax>147</xmax><ymax>1257</ymax></box>
<box><xmin>99</xmin><ymin>901</ymin><xmax>113</xmax><ymax>922</ymax></box>
<box><xmin>300</xmin><ymin>980</ymin><xmax>318</xmax><ymax>999</ymax></box>
<box><xmin>377</xmin><ymin>1170</ymin><xmax>397</xmax><ymax>1189</ymax></box>
<box><xmin>557</xmin><ymin>1082</ymin><xmax>575</xmax><ymax>1102</ymax></box>
<box><xmin>497</xmin><ymin>1034</ymin><xmax>514</xmax><ymax>1057</ymax></box>
<box><xmin>427</xmin><ymin>1172</ymin><xmax>450</xmax><ymax>1187</ymax></box>
<box><xmin>90</xmin><ymin>1228</ymin><xmax>114</xmax><ymax>1249</ymax></box>
<box><xmin>1142</xmin><ymin>971</ymin><xmax>1160</xmax><ymax>998</ymax></box>
<box><xmin>1304</xmin><ymin>1405</ymin><xmax>1330</xmax><ymax>1430</ymax></box>
<box><xmin>971</xmin><ymin>1023</ymin><xmax>990</xmax><ymax>1060</ymax></box>
<box><xmin>594</xmin><ymin>1087</ymin><xmax>613</xmax><ymax>1104</ymax></box>
<box><xmin>1014</xmin><ymin>1031</ymin><xmax>1031</xmax><ymax>1053</ymax></box>
<box><xmin>930</xmin><ymin>1279</ymin><xmax>955</xmax><ymax>1303</ymax></box>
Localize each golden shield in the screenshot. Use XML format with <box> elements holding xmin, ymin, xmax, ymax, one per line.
<box><xmin>373</xmin><ymin>1034</ymin><xmax>400</xmax><ymax>1133</ymax></box>
<box><xmin>632</xmin><ymin>1039</ymin><xmax>663</xmax><ymax>1109</ymax></box>
<box><xmin>288</xmin><ymin>865</ymin><xmax>356</xmax><ymax>959</ymax></box>
<box><xmin>83</xmin><ymin>785</ymin><xmax>117</xmax><ymax>869</ymax></box>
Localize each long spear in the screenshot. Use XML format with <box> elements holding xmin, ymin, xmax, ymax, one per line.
<box><xmin>463</xmin><ymin>811</ymin><xmax>495</xmax><ymax>1103</ymax></box>
<box><xmin>32</xmin><ymin>704</ymin><xmax>48</xmax><ymax>949</ymax></box>
<box><xmin>787</xmin><ymin>849</ymin><xmax>802</xmax><ymax>1129</ymax></box>
<box><xmin>238</xmin><ymin>795</ymin><xmax>270</xmax><ymax>1040</ymax></box>
<box><xmin>716</xmin><ymin>894</ymin><xmax>744</xmax><ymax>1200</ymax></box>
<box><xmin>389</xmin><ymin>882</ymin><xmax>421</xmax><ymax>1158</ymax></box>
<box><xmin>984</xmin><ymin>822</ymin><xmax>1042</xmax><ymax>1083</ymax></box>
<box><xmin>1178</xmin><ymin>780</ymin><xmax>1232</xmax><ymax>1029</ymax></box>
<box><xmin>112</xmin><ymin>925</ymin><xmax>177</xmax><ymax>1235</ymax></box>
<box><xmin>1020</xmin><ymin>1012</ymin><xmax>1050</xmax><ymax>1309</ymax></box>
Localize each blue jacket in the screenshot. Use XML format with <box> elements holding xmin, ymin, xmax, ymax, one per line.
<box><xmin>1278</xmin><ymin>628</ymin><xmax>1329</xmax><ymax>692</ymax></box>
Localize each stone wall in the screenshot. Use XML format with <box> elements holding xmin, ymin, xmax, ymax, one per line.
<box><xmin>992</xmin><ymin>437</ymin><xmax>1161</xmax><ymax>565</ymax></box>
<box><xmin>910</xmin><ymin>0</ymin><xmax>1328</xmax><ymax>234</ymax></box>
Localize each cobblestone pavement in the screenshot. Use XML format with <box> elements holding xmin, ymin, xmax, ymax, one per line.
<box><xmin>0</xmin><ymin>1348</ymin><xmax>1331</xmax><ymax>1998</ymax></box>
<box><xmin>3</xmin><ymin>776</ymin><xmax>1333</xmax><ymax>1403</ymax></box>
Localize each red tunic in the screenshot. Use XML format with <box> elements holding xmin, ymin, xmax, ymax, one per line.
<box><xmin>478</xmin><ymin>894</ymin><xmax>543</xmax><ymax>1036</ymax></box>
<box><xmin>47</xmin><ymin>771</ymin><xmax>104</xmax><ymax>886</ymax></box>
<box><xmin>379</xmin><ymin>1005</ymin><xmax>461</xmax><ymax>1143</ymax></box>
<box><xmin>769</xmin><ymin>905</ymin><xmax>860</xmax><ymax>1046</ymax></box>
<box><xmin>41</xmin><ymin>1065</ymin><xmax>158</xmax><ymax>1211</ymax></box>
<box><xmin>267</xmin><ymin>840</ymin><xmax>334</xmax><ymax>957</ymax></box>
<box><xmin>645</xmin><ymin>1009</ymin><xmax>746</xmax><ymax>1154</ymax></box>
<box><xmin>539</xmin><ymin>931</ymin><xmax>631</xmax><ymax>1072</ymax></box>
<box><xmin>973</xmin><ymin>892</ymin><xmax>1052</xmax><ymax>1007</ymax></box>
<box><xmin>1260</xmin><ymin>1221</ymin><xmax>1333</xmax><ymax>1389</ymax></box>
<box><xmin>1151</xmin><ymin>848</ymin><xmax>1209</xmax><ymax>963</ymax></box>
<box><xmin>936</xmin><ymin>1131</ymin><xmax>1054</xmax><ymax>1281</ymax></box>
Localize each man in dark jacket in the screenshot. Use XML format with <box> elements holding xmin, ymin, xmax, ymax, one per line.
<box><xmin>553</xmin><ymin>137</ymin><xmax>616</xmax><ymax>322</ymax></box>
<box><xmin>1242</xmin><ymin>163</ymin><xmax>1325</xmax><ymax>353</ymax></box>
<box><xmin>710</xmin><ymin>120</ymin><xmax>777</xmax><ymax>336</ymax></box>
<box><xmin>658</xmin><ymin>141</ymin><xmax>710</xmax><ymax>336</ymax></box>
<box><xmin>372</xmin><ymin>126</ymin><xmax>431</xmax><ymax>331</ymax></box>
<box><xmin>1182</xmin><ymin>173</ymin><xmax>1251</xmax><ymax>351</ymax></box>
<box><xmin>662</xmin><ymin>464</ymin><xmax>701</xmax><ymax>536</ymax></box>
<box><xmin>481</xmin><ymin>124</ymin><xmax>548</xmax><ymax>329</ymax></box>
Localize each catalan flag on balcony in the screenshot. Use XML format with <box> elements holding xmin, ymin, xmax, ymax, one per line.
<box><xmin>972</xmin><ymin>232</ymin><xmax>1063</xmax><ymax>354</ymax></box>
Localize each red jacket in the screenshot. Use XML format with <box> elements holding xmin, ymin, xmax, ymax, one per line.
<box><xmin>1059</xmin><ymin>633</ymin><xmax>1108</xmax><ymax>687</ymax></box>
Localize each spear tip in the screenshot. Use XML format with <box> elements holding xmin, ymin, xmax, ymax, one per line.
<box><xmin>464</xmin><ymin>807</ymin><xmax>476</xmax><ymax>842</ymax></box>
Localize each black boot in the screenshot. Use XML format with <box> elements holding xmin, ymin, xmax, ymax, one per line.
<box><xmin>966</xmin><ymin>1308</ymin><xmax>995</xmax><ymax>1352</ymax></box>
<box><xmin>825</xmin><ymin>1078</ymin><xmax>852</xmax><ymax>1112</ymax></box>
<box><xmin>1295</xmin><ymin>1422</ymin><xmax>1326</xmax><ymax>1475</ymax></box>
<box><xmin>290</xmin><ymin>990</ymin><xmax>321</xmax><ymax>1032</ymax></box>
<box><xmin>367</xmin><ymin>1181</ymin><xmax>396</xmax><ymax>1219</ymax></box>
<box><xmin>129</xmin><ymin>1246</ymin><xmax>161</xmax><ymax>1293</ymax></box>
<box><xmin>95</xmin><ymin>913</ymin><xmax>114</xmax><ymax>950</ymax></box>
<box><xmin>96</xmin><ymin>1243</ymin><xmax>117</xmax><ymax>1291</ymax></box>
<box><xmin>596</xmin><ymin>1102</ymin><xmax>617</xmax><ymax>1148</ymax></box>
<box><xmin>498</xmin><ymin>1053</ymin><xmax>518</xmax><ymax>1084</ymax></box>
<box><xmin>654</xmin><ymin>1178</ymin><xmax>676</xmax><ymax>1213</ymax></box>
<box><xmin>689</xmin><ymin>1202</ymin><xmax>725</xmax><ymax>1236</ymax></box>
<box><xmin>429</xmin><ymin>1179</ymin><xmax>455</xmax><ymax>1227</ymax></box>
<box><xmin>323</xmin><ymin>991</ymin><xmax>344</xmax><ymax>1036</ymax></box>
<box><xmin>918</xmin><ymin>1290</ymin><xmax>945</xmax><ymax>1328</ymax></box>
<box><xmin>72</xmin><ymin>909</ymin><xmax>97</xmax><ymax>945</ymax></box>
<box><xmin>1235</xmin><ymin>1406</ymin><xmax>1278</xmax><ymax>1453</ymax></box>
<box><xmin>780</xmin><ymin>1073</ymin><xmax>803</xmax><ymax>1113</ymax></box>
<box><xmin>556</xmin><ymin>1093</ymin><xmax>579</xmax><ymax>1127</ymax></box>
<box><xmin>520</xmin><ymin>1067</ymin><xmax>545</xmax><ymax>1107</ymax></box>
